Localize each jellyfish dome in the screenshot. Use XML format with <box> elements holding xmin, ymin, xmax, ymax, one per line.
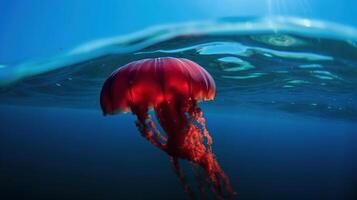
<box><xmin>100</xmin><ymin>57</ymin><xmax>235</xmax><ymax>199</ymax></box>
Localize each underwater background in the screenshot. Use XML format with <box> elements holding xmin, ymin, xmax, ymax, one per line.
<box><xmin>1</xmin><ymin>0</ymin><xmax>356</xmax><ymax>199</ymax></box>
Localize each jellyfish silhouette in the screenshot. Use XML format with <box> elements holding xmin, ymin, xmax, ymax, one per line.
<box><xmin>100</xmin><ymin>57</ymin><xmax>236</xmax><ymax>199</ymax></box>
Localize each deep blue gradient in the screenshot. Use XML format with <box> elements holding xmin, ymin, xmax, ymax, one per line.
<box><xmin>1</xmin><ymin>105</ymin><xmax>356</xmax><ymax>199</ymax></box>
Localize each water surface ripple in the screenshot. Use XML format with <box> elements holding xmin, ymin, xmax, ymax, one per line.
<box><xmin>1</xmin><ymin>17</ymin><xmax>357</xmax><ymax>121</ymax></box>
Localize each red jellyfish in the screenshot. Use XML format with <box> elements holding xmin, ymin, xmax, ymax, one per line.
<box><xmin>100</xmin><ymin>57</ymin><xmax>236</xmax><ymax>199</ymax></box>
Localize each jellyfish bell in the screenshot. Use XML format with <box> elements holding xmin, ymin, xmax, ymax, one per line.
<box><xmin>100</xmin><ymin>57</ymin><xmax>215</xmax><ymax>114</ymax></box>
<box><xmin>100</xmin><ymin>57</ymin><xmax>236</xmax><ymax>199</ymax></box>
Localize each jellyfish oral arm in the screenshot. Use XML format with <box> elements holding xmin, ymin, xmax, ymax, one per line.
<box><xmin>133</xmin><ymin>108</ymin><xmax>167</xmax><ymax>151</ymax></box>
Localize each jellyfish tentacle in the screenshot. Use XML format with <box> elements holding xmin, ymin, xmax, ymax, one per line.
<box><xmin>184</xmin><ymin>122</ymin><xmax>206</xmax><ymax>162</ymax></box>
<box><xmin>191</xmin><ymin>163</ymin><xmax>207</xmax><ymax>200</ymax></box>
<box><xmin>170</xmin><ymin>157</ymin><xmax>196</xmax><ymax>200</ymax></box>
<box><xmin>188</xmin><ymin>103</ymin><xmax>236</xmax><ymax>198</ymax></box>
<box><xmin>147</xmin><ymin>114</ymin><xmax>167</xmax><ymax>143</ymax></box>
<box><xmin>200</xmin><ymin>153</ymin><xmax>222</xmax><ymax>196</ymax></box>
<box><xmin>201</xmin><ymin>143</ymin><xmax>236</xmax><ymax>198</ymax></box>
<box><xmin>135</xmin><ymin>120</ymin><xmax>164</xmax><ymax>150</ymax></box>
<box><xmin>194</xmin><ymin>108</ymin><xmax>213</xmax><ymax>151</ymax></box>
<box><xmin>133</xmin><ymin>106</ymin><xmax>166</xmax><ymax>150</ymax></box>
<box><xmin>213</xmin><ymin>161</ymin><xmax>236</xmax><ymax>197</ymax></box>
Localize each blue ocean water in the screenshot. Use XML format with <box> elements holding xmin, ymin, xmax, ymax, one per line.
<box><xmin>1</xmin><ymin>1</ymin><xmax>356</xmax><ymax>200</ymax></box>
